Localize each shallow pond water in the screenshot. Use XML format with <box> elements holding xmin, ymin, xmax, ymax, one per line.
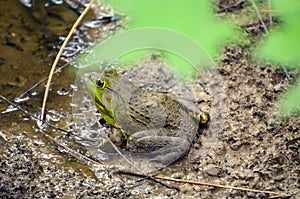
<box><xmin>0</xmin><ymin>0</ymin><xmax>131</xmax><ymax>198</ymax></box>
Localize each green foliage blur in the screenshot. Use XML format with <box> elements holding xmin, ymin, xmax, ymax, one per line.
<box><xmin>74</xmin><ymin>0</ymin><xmax>238</xmax><ymax>78</ymax></box>
<box><xmin>278</xmin><ymin>83</ymin><xmax>300</xmax><ymax>116</ymax></box>
<box><xmin>97</xmin><ymin>0</ymin><xmax>237</xmax><ymax>76</ymax></box>
<box><xmin>256</xmin><ymin>0</ymin><xmax>300</xmax><ymax>67</ymax></box>
<box><xmin>255</xmin><ymin>0</ymin><xmax>300</xmax><ymax>116</ymax></box>
<box><xmin>81</xmin><ymin>0</ymin><xmax>300</xmax><ymax>116</ymax></box>
<box><xmin>105</xmin><ymin>0</ymin><xmax>236</xmax><ymax>57</ymax></box>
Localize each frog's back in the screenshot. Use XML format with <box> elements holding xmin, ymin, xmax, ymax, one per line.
<box><xmin>120</xmin><ymin>88</ymin><xmax>199</xmax><ymax>144</ymax></box>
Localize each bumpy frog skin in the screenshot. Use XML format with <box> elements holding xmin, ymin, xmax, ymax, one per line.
<box><xmin>85</xmin><ymin>69</ymin><xmax>207</xmax><ymax>165</ymax></box>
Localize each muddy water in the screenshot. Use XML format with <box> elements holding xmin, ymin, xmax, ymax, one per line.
<box><xmin>1</xmin><ymin>0</ymin><xmax>73</xmax><ymax>133</ymax></box>
<box><xmin>0</xmin><ymin>1</ymin><xmax>126</xmax><ymax>198</ymax></box>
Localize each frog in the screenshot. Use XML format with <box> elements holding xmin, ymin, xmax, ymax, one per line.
<box><xmin>84</xmin><ymin>69</ymin><xmax>209</xmax><ymax>165</ymax></box>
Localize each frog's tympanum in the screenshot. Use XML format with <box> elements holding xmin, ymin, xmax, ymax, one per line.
<box><xmin>85</xmin><ymin>69</ymin><xmax>208</xmax><ymax>165</ymax></box>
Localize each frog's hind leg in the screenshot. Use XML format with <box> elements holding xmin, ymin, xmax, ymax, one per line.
<box><xmin>126</xmin><ymin>129</ymin><xmax>190</xmax><ymax>166</ymax></box>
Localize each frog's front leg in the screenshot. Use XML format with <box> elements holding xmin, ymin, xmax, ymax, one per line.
<box><xmin>126</xmin><ymin>129</ymin><xmax>190</xmax><ymax>165</ymax></box>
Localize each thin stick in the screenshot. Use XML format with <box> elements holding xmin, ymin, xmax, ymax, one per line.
<box><xmin>0</xmin><ymin>95</ymin><xmax>71</xmax><ymax>134</ymax></box>
<box><xmin>268</xmin><ymin>0</ymin><xmax>273</xmax><ymax>25</ymax></box>
<box><xmin>154</xmin><ymin>175</ymin><xmax>289</xmax><ymax>197</ymax></box>
<box><xmin>40</xmin><ymin>0</ymin><xmax>95</xmax><ymax>122</ymax></box>
<box><xmin>118</xmin><ymin>170</ymin><xmax>290</xmax><ymax>196</ymax></box>
<box><xmin>16</xmin><ymin>63</ymin><xmax>69</xmax><ymax>101</ymax></box>
<box><xmin>118</xmin><ymin>170</ymin><xmax>180</xmax><ymax>191</ymax></box>
<box><xmin>250</xmin><ymin>0</ymin><xmax>269</xmax><ymax>34</ymax></box>
<box><xmin>0</xmin><ymin>94</ymin><xmax>104</xmax><ymax>165</ymax></box>
<box><xmin>41</xmin><ymin>131</ymin><xmax>104</xmax><ymax>165</ymax></box>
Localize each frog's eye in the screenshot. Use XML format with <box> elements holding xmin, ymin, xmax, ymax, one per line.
<box><xmin>102</xmin><ymin>91</ymin><xmax>118</xmax><ymax>107</ymax></box>
<box><xmin>96</xmin><ymin>79</ymin><xmax>105</xmax><ymax>88</ymax></box>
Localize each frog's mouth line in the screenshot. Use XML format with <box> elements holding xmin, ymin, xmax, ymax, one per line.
<box><xmin>94</xmin><ymin>97</ymin><xmax>106</xmax><ymax>113</ymax></box>
<box><xmin>94</xmin><ymin>96</ymin><xmax>115</xmax><ymax>118</ymax></box>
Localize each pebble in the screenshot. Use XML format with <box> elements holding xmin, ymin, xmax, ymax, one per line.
<box><xmin>205</xmin><ymin>164</ymin><xmax>220</xmax><ymax>177</ymax></box>
<box><xmin>186</xmin><ymin>173</ymin><xmax>197</xmax><ymax>181</ymax></box>
<box><xmin>170</xmin><ymin>172</ymin><xmax>185</xmax><ymax>179</ymax></box>
<box><xmin>274</xmin><ymin>83</ymin><xmax>283</xmax><ymax>92</ymax></box>
<box><xmin>193</xmin><ymin>185</ymin><xmax>201</xmax><ymax>192</ymax></box>
<box><xmin>180</xmin><ymin>184</ymin><xmax>193</xmax><ymax>193</ymax></box>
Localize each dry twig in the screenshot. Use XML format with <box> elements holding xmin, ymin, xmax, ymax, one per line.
<box><xmin>0</xmin><ymin>95</ymin><xmax>103</xmax><ymax>165</ymax></box>
<box><xmin>40</xmin><ymin>0</ymin><xmax>95</xmax><ymax>123</ymax></box>
<box><xmin>155</xmin><ymin>175</ymin><xmax>289</xmax><ymax>197</ymax></box>
<box><xmin>268</xmin><ymin>0</ymin><xmax>273</xmax><ymax>25</ymax></box>
<box><xmin>15</xmin><ymin>63</ymin><xmax>69</xmax><ymax>101</ymax></box>
<box><xmin>250</xmin><ymin>0</ymin><xmax>269</xmax><ymax>34</ymax></box>
<box><xmin>118</xmin><ymin>169</ymin><xmax>289</xmax><ymax>197</ymax></box>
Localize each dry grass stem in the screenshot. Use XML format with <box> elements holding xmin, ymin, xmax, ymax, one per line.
<box><xmin>154</xmin><ymin>175</ymin><xmax>289</xmax><ymax>197</ymax></box>
<box><xmin>250</xmin><ymin>0</ymin><xmax>269</xmax><ymax>34</ymax></box>
<box><xmin>40</xmin><ymin>0</ymin><xmax>95</xmax><ymax>123</ymax></box>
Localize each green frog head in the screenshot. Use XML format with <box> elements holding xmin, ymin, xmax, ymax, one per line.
<box><xmin>84</xmin><ymin>69</ymin><xmax>121</xmax><ymax>127</ymax></box>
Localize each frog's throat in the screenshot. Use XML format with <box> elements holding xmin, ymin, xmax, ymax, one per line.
<box><xmin>94</xmin><ymin>98</ymin><xmax>116</xmax><ymax>127</ymax></box>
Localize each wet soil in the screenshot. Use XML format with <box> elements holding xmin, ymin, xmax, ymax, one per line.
<box><xmin>0</xmin><ymin>0</ymin><xmax>299</xmax><ymax>198</ymax></box>
<box><xmin>217</xmin><ymin>0</ymin><xmax>246</xmax><ymax>13</ymax></box>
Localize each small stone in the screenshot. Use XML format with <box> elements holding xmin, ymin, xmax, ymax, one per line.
<box><xmin>193</xmin><ymin>185</ymin><xmax>201</xmax><ymax>192</ymax></box>
<box><xmin>230</xmin><ymin>141</ymin><xmax>243</xmax><ymax>150</ymax></box>
<box><xmin>170</xmin><ymin>172</ymin><xmax>184</xmax><ymax>179</ymax></box>
<box><xmin>186</xmin><ymin>173</ymin><xmax>197</xmax><ymax>180</ymax></box>
<box><xmin>180</xmin><ymin>184</ymin><xmax>193</xmax><ymax>193</ymax></box>
<box><xmin>193</xmin><ymin>143</ymin><xmax>200</xmax><ymax>149</ymax></box>
<box><xmin>274</xmin><ymin>83</ymin><xmax>283</xmax><ymax>92</ymax></box>
<box><xmin>205</xmin><ymin>164</ymin><xmax>220</xmax><ymax>177</ymax></box>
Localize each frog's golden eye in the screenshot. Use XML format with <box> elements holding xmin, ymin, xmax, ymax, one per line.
<box><xmin>96</xmin><ymin>79</ymin><xmax>105</xmax><ymax>88</ymax></box>
<box><xmin>102</xmin><ymin>91</ymin><xmax>118</xmax><ymax>107</ymax></box>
